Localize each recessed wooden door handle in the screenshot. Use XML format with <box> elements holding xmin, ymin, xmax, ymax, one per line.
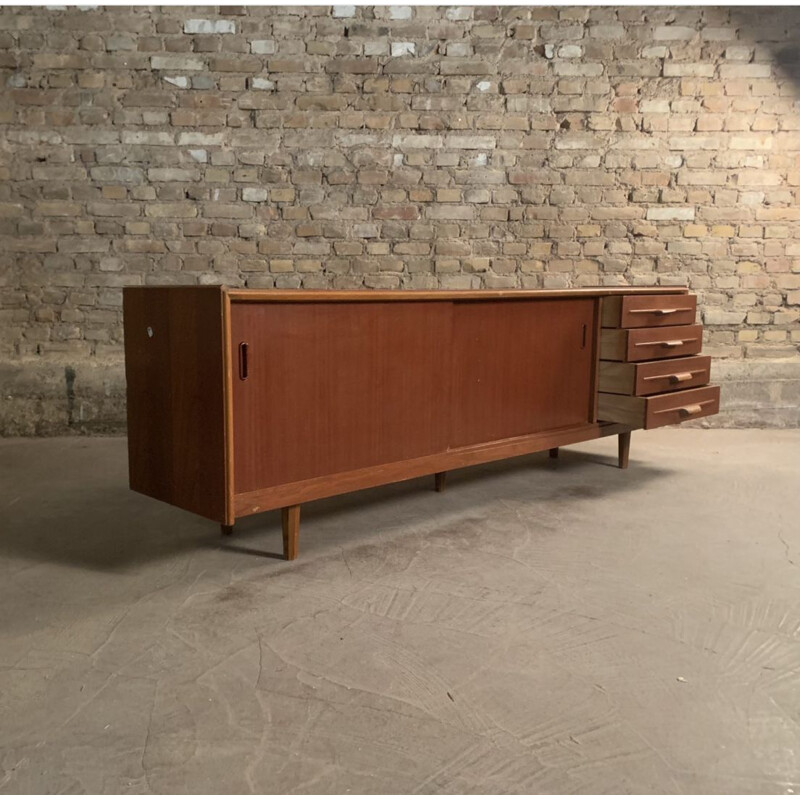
<box><xmin>238</xmin><ymin>342</ymin><xmax>249</xmax><ymax>381</ymax></box>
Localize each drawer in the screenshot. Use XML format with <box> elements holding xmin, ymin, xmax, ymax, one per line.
<box><xmin>598</xmin><ymin>385</ymin><xmax>720</xmax><ymax>430</ymax></box>
<box><xmin>602</xmin><ymin>294</ymin><xmax>697</xmax><ymax>329</ymax></box>
<box><xmin>600</xmin><ymin>324</ymin><xmax>703</xmax><ymax>362</ymax></box>
<box><xmin>599</xmin><ymin>355</ymin><xmax>712</xmax><ymax>396</ymax></box>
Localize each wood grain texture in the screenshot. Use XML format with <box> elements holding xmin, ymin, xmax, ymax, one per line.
<box><xmin>600</xmin><ymin>355</ymin><xmax>712</xmax><ymax>397</ymax></box>
<box><xmin>449</xmin><ymin>299</ymin><xmax>595</xmax><ymax>447</ymax></box>
<box><xmin>282</xmin><ymin>505</ymin><xmax>300</xmax><ymax>561</ymax></box>
<box><xmin>227</xmin><ymin>287</ymin><xmax>688</xmax><ymax>303</ymax></box>
<box><xmin>123</xmin><ymin>286</ymin><xmax>229</xmax><ymax>523</ymax></box>
<box><xmin>230</xmin><ymin>301</ymin><xmax>452</xmax><ymax>494</ymax></box>
<box><xmin>601</xmin><ymin>324</ymin><xmax>704</xmax><ymax>362</ymax></box>
<box><xmin>618</xmin><ymin>431</ymin><xmax>631</xmax><ymax>469</ymax></box>
<box><xmin>598</xmin><ymin>385</ymin><xmax>721</xmax><ymax>429</ymax></box>
<box><xmin>644</xmin><ymin>384</ymin><xmax>720</xmax><ymax>429</ymax></box>
<box><xmin>233</xmin><ymin>422</ymin><xmax>631</xmax><ymax>516</ymax></box>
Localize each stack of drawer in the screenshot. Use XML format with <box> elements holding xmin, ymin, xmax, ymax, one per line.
<box><xmin>597</xmin><ymin>294</ymin><xmax>721</xmax><ymax>429</ymax></box>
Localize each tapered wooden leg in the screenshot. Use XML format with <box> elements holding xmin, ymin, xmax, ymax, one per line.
<box><xmin>618</xmin><ymin>431</ymin><xmax>631</xmax><ymax>470</ymax></box>
<box><xmin>221</xmin><ymin>524</ymin><xmax>234</xmax><ymax>536</ymax></box>
<box><xmin>282</xmin><ymin>505</ymin><xmax>300</xmax><ymax>561</ymax></box>
<box><xmin>434</xmin><ymin>471</ymin><xmax>447</xmax><ymax>492</ymax></box>
<box><xmin>549</xmin><ymin>447</ymin><xmax>559</xmax><ymax>459</ymax></box>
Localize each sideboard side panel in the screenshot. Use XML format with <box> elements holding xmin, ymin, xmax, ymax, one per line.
<box><xmin>123</xmin><ymin>286</ymin><xmax>228</xmax><ymax>523</ymax></box>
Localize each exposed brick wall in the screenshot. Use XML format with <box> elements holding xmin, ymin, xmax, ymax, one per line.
<box><xmin>1</xmin><ymin>6</ymin><xmax>799</xmax><ymax>432</ymax></box>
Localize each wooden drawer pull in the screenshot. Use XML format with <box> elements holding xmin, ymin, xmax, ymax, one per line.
<box><xmin>635</xmin><ymin>337</ymin><xmax>698</xmax><ymax>348</ymax></box>
<box><xmin>654</xmin><ymin>398</ymin><xmax>714</xmax><ymax>417</ymax></box>
<box><xmin>641</xmin><ymin>368</ymin><xmax>706</xmax><ymax>385</ymax></box>
<box><xmin>629</xmin><ymin>307</ymin><xmax>690</xmax><ymax>316</ymax></box>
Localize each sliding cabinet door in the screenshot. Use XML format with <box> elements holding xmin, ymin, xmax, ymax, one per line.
<box><xmin>230</xmin><ymin>301</ymin><xmax>451</xmax><ymax>494</ymax></box>
<box><xmin>449</xmin><ymin>299</ymin><xmax>596</xmax><ymax>447</ymax></box>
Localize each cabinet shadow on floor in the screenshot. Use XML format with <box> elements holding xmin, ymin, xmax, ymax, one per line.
<box><xmin>0</xmin><ymin>443</ymin><xmax>673</xmax><ymax>572</ymax></box>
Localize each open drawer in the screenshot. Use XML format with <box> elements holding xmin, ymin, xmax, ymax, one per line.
<box><xmin>601</xmin><ymin>324</ymin><xmax>703</xmax><ymax>362</ymax></box>
<box><xmin>602</xmin><ymin>293</ymin><xmax>697</xmax><ymax>329</ymax></box>
<box><xmin>598</xmin><ymin>384</ymin><xmax>721</xmax><ymax>430</ymax></box>
<box><xmin>599</xmin><ymin>355</ymin><xmax>712</xmax><ymax>396</ymax></box>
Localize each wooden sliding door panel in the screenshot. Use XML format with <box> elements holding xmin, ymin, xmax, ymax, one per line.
<box><xmin>231</xmin><ymin>301</ymin><xmax>451</xmax><ymax>493</ymax></box>
<box><xmin>450</xmin><ymin>299</ymin><xmax>595</xmax><ymax>447</ymax></box>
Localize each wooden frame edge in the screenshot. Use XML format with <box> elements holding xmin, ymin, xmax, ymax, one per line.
<box><xmin>233</xmin><ymin>422</ymin><xmax>635</xmax><ymax>517</ymax></box>
<box><xmin>221</xmin><ymin>288</ymin><xmax>235</xmax><ymax>526</ymax></box>
<box><xmin>225</xmin><ymin>287</ymin><xmax>690</xmax><ymax>303</ymax></box>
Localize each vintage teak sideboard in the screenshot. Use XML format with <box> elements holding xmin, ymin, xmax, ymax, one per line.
<box><xmin>123</xmin><ymin>287</ymin><xmax>720</xmax><ymax>559</ymax></box>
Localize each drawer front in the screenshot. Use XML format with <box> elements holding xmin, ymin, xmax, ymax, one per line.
<box><xmin>598</xmin><ymin>354</ymin><xmax>711</xmax><ymax>396</ymax></box>
<box><xmin>626</xmin><ymin>324</ymin><xmax>703</xmax><ymax>362</ymax></box>
<box><xmin>645</xmin><ymin>385</ymin><xmax>720</xmax><ymax>429</ymax></box>
<box><xmin>634</xmin><ymin>355</ymin><xmax>711</xmax><ymax>396</ymax></box>
<box><xmin>598</xmin><ymin>384</ymin><xmax>720</xmax><ymax>429</ymax></box>
<box><xmin>603</xmin><ymin>294</ymin><xmax>697</xmax><ymax>328</ymax></box>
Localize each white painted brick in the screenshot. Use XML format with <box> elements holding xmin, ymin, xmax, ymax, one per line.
<box><xmin>122</xmin><ymin>131</ymin><xmax>174</xmax><ymax>146</ymax></box>
<box><xmin>640</xmin><ymin>99</ymin><xmax>670</xmax><ymax>113</ymax></box>
<box><xmin>446</xmin><ymin>135</ymin><xmax>496</xmax><ymax>149</ymax></box>
<box><xmin>590</xmin><ymin>24</ymin><xmax>624</xmax><ymax>39</ymax></box>
<box><xmin>553</xmin><ymin>62</ymin><xmax>604</xmax><ymax>77</ymax></box>
<box><xmin>388</xmin><ymin>6</ymin><xmax>412</xmax><ymax>20</ymax></box>
<box><xmin>704</xmin><ymin>309</ymin><xmax>746</xmax><ymax>324</ymax></box>
<box><xmin>663</xmin><ymin>62</ymin><xmax>715</xmax><ymax>78</ymax></box>
<box><xmin>391</xmin><ymin>42</ymin><xmax>416</xmax><ymax>57</ymax></box>
<box><xmin>702</xmin><ymin>26</ymin><xmax>736</xmax><ymax>41</ymax></box>
<box><xmin>183</xmin><ymin>19</ymin><xmax>235</xmax><ymax>34</ymax></box>
<box><xmin>392</xmin><ymin>134</ymin><xmax>444</xmax><ymax>149</ymax></box>
<box><xmin>364</xmin><ymin>40</ymin><xmax>389</xmax><ymax>56</ymax></box>
<box><xmin>446</xmin><ymin>7</ymin><xmax>472</xmax><ymax>21</ymax></box>
<box><xmin>446</xmin><ymin>42</ymin><xmax>473</xmax><ymax>57</ymax></box>
<box><xmin>163</xmin><ymin>75</ymin><xmax>189</xmax><ymax>89</ymax></box>
<box><xmin>150</xmin><ymin>55</ymin><xmax>205</xmax><ymax>71</ymax></box>
<box><xmin>177</xmin><ymin>132</ymin><xmax>226</xmax><ymax>146</ymax></box>
<box><xmin>730</xmin><ymin>135</ymin><xmax>773</xmax><ymax>150</ymax></box>
<box><xmin>610</xmin><ymin>135</ymin><xmax>661</xmax><ymax>150</ymax></box>
<box><xmin>653</xmin><ymin>25</ymin><xmax>695</xmax><ymax>40</ymax></box>
<box><xmin>720</xmin><ymin>64</ymin><xmax>771</xmax><ymax>79</ymax></box>
<box><xmin>669</xmin><ymin>135</ymin><xmax>721</xmax><ymax>150</ymax></box>
<box><xmin>250</xmin><ymin>40</ymin><xmax>276</xmax><ymax>55</ymax></box>
<box><xmin>725</xmin><ymin>46</ymin><xmax>752</xmax><ymax>61</ymax></box>
<box><xmin>332</xmin><ymin>6</ymin><xmax>356</xmax><ymax>18</ymax></box>
<box><xmin>242</xmin><ymin>187</ymin><xmax>268</xmax><ymax>202</ymax></box>
<box><xmin>646</xmin><ymin>206</ymin><xmax>696</xmax><ymax>221</ymax></box>
<box><xmin>555</xmin><ymin>133</ymin><xmax>600</xmax><ymax>150</ymax></box>
<box><xmin>353</xmin><ymin>223</ymin><xmax>379</xmax><ymax>238</ymax></box>
<box><xmin>643</xmin><ymin>46</ymin><xmax>669</xmax><ymax>60</ymax></box>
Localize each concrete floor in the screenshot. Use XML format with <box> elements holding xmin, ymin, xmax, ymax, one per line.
<box><xmin>1</xmin><ymin>430</ymin><xmax>799</xmax><ymax>793</ymax></box>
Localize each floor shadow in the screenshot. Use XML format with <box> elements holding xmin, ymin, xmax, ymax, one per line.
<box><xmin>0</xmin><ymin>437</ymin><xmax>673</xmax><ymax>572</ymax></box>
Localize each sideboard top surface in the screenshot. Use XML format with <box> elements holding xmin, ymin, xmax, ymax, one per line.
<box><xmin>225</xmin><ymin>286</ymin><xmax>689</xmax><ymax>302</ymax></box>
<box><xmin>123</xmin><ymin>286</ymin><xmax>689</xmax><ymax>303</ymax></box>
